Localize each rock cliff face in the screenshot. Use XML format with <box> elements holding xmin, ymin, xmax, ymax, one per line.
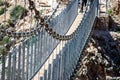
<box><xmin>110</xmin><ymin>0</ymin><xmax>120</xmax><ymax>15</ymax></box>
<box><xmin>110</xmin><ymin>0</ymin><xmax>120</xmax><ymax>25</ymax></box>
<box><xmin>72</xmin><ymin>16</ymin><xmax>120</xmax><ymax>80</ymax></box>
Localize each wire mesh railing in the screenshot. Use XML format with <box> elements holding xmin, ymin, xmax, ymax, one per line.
<box><xmin>0</xmin><ymin>0</ymin><xmax>80</xmax><ymax>80</ymax></box>
<box><xmin>48</xmin><ymin>1</ymin><xmax>97</xmax><ymax>80</ymax></box>
<box><xmin>49</xmin><ymin>0</ymin><xmax>78</xmax><ymax>35</ymax></box>
<box><xmin>31</xmin><ymin>0</ymin><xmax>98</xmax><ymax>80</ymax></box>
<box><xmin>0</xmin><ymin>0</ymin><xmax>99</xmax><ymax>80</ymax></box>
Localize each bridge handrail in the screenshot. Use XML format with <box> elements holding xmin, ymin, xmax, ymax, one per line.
<box><xmin>0</xmin><ymin>0</ymin><xmax>79</xmax><ymax>80</ymax></box>
<box><xmin>0</xmin><ymin>0</ymin><xmax>99</xmax><ymax>80</ymax></box>
<box><xmin>55</xmin><ymin>0</ymin><xmax>98</xmax><ymax>79</ymax></box>
<box><xmin>31</xmin><ymin>0</ymin><xmax>98</xmax><ymax>79</ymax></box>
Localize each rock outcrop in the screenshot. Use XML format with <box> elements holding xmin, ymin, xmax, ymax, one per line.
<box><xmin>72</xmin><ymin>15</ymin><xmax>120</xmax><ymax>80</ymax></box>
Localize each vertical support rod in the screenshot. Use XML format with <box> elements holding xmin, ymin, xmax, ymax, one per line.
<box><xmin>1</xmin><ymin>55</ymin><xmax>5</xmax><ymax>80</ymax></box>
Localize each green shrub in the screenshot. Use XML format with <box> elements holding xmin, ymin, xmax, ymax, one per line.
<box><xmin>107</xmin><ymin>9</ymin><xmax>113</xmax><ymax>15</ymax></box>
<box><xmin>6</xmin><ymin>19</ymin><xmax>15</xmax><ymax>27</ymax></box>
<box><xmin>10</xmin><ymin>5</ymin><xmax>27</xmax><ymax>20</ymax></box>
<box><xmin>5</xmin><ymin>2</ymin><xmax>11</xmax><ymax>8</ymax></box>
<box><xmin>0</xmin><ymin>0</ymin><xmax>4</xmax><ymax>6</ymax></box>
<box><xmin>2</xmin><ymin>36</ymin><xmax>9</xmax><ymax>44</ymax></box>
<box><xmin>0</xmin><ymin>7</ymin><xmax>7</xmax><ymax>15</ymax></box>
<box><xmin>0</xmin><ymin>0</ymin><xmax>10</xmax><ymax>7</ymax></box>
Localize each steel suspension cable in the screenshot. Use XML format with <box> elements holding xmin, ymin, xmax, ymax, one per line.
<box><xmin>1</xmin><ymin>0</ymin><xmax>77</xmax><ymax>42</ymax></box>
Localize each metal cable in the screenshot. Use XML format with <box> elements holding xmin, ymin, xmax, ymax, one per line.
<box><xmin>2</xmin><ymin>0</ymin><xmax>80</xmax><ymax>44</ymax></box>
<box><xmin>1</xmin><ymin>0</ymin><xmax>61</xmax><ymax>37</ymax></box>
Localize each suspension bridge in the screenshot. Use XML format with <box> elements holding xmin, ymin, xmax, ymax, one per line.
<box><xmin>0</xmin><ymin>0</ymin><xmax>108</xmax><ymax>80</ymax></box>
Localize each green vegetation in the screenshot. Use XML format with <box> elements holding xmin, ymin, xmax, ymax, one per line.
<box><xmin>0</xmin><ymin>0</ymin><xmax>4</xmax><ymax>6</ymax></box>
<box><xmin>0</xmin><ymin>46</ymin><xmax>4</xmax><ymax>56</ymax></box>
<box><xmin>0</xmin><ymin>7</ymin><xmax>7</xmax><ymax>15</ymax></box>
<box><xmin>6</xmin><ymin>19</ymin><xmax>15</xmax><ymax>27</ymax></box>
<box><xmin>0</xmin><ymin>36</ymin><xmax>10</xmax><ymax>57</ymax></box>
<box><xmin>10</xmin><ymin>5</ymin><xmax>27</xmax><ymax>20</ymax></box>
<box><xmin>107</xmin><ymin>9</ymin><xmax>113</xmax><ymax>15</ymax></box>
<box><xmin>40</xmin><ymin>9</ymin><xmax>44</xmax><ymax>14</ymax></box>
<box><xmin>5</xmin><ymin>2</ymin><xmax>11</xmax><ymax>8</ymax></box>
<box><xmin>2</xmin><ymin>36</ymin><xmax>9</xmax><ymax>44</ymax></box>
<box><xmin>0</xmin><ymin>1</ymin><xmax>10</xmax><ymax>15</ymax></box>
<box><xmin>0</xmin><ymin>0</ymin><xmax>10</xmax><ymax>7</ymax></box>
<box><xmin>0</xmin><ymin>33</ymin><xmax>3</xmax><ymax>41</ymax></box>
